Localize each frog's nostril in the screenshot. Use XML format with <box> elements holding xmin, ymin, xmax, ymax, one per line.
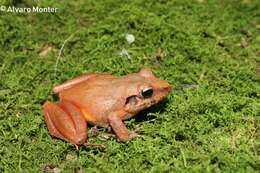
<box><xmin>166</xmin><ymin>86</ymin><xmax>172</xmax><ymax>92</ymax></box>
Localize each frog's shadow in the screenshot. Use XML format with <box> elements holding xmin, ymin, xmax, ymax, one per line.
<box><xmin>134</xmin><ymin>98</ymin><xmax>169</xmax><ymax>123</ymax></box>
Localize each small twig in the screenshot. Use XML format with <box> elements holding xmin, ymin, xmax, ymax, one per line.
<box><xmin>54</xmin><ymin>31</ymin><xmax>78</xmax><ymax>77</ymax></box>
<box><xmin>28</xmin><ymin>69</ymin><xmax>47</xmax><ymax>84</ymax></box>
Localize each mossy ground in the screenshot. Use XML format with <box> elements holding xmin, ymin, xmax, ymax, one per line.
<box><xmin>0</xmin><ymin>0</ymin><xmax>260</xmax><ymax>172</ymax></box>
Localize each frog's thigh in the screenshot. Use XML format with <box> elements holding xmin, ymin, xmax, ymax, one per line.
<box><xmin>43</xmin><ymin>100</ymin><xmax>87</xmax><ymax>145</ymax></box>
<box><xmin>108</xmin><ymin>111</ymin><xmax>130</xmax><ymax>142</ymax></box>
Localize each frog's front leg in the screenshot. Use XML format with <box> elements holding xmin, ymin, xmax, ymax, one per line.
<box><xmin>43</xmin><ymin>100</ymin><xmax>87</xmax><ymax>145</ymax></box>
<box><xmin>108</xmin><ymin>111</ymin><xmax>140</xmax><ymax>142</ymax></box>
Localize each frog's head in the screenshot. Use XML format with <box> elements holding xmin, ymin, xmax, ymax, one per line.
<box><xmin>125</xmin><ymin>68</ymin><xmax>171</xmax><ymax>113</ymax></box>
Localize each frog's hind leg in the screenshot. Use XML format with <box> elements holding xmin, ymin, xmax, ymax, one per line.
<box><xmin>43</xmin><ymin>100</ymin><xmax>87</xmax><ymax>145</ymax></box>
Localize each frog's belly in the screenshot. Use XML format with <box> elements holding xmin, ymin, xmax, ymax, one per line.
<box><xmin>80</xmin><ymin>108</ymin><xmax>109</xmax><ymax>127</ymax></box>
<box><xmin>81</xmin><ymin>109</ymin><xmax>97</xmax><ymax>123</ymax></box>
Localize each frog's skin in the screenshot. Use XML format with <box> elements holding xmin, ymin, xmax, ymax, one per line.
<box><xmin>43</xmin><ymin>68</ymin><xmax>171</xmax><ymax>145</ymax></box>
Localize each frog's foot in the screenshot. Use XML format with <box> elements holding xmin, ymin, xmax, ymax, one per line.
<box><xmin>83</xmin><ymin>142</ymin><xmax>106</xmax><ymax>150</ymax></box>
<box><xmin>98</xmin><ymin>133</ymin><xmax>116</xmax><ymax>141</ymax></box>
<box><xmin>129</xmin><ymin>131</ymin><xmax>143</xmax><ymax>140</ymax></box>
<box><xmin>43</xmin><ymin>100</ymin><xmax>87</xmax><ymax>145</ymax></box>
<box><xmin>88</xmin><ymin>126</ymin><xmax>99</xmax><ymax>136</ymax></box>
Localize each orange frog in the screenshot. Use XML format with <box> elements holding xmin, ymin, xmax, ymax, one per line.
<box><xmin>43</xmin><ymin>68</ymin><xmax>171</xmax><ymax>145</ymax></box>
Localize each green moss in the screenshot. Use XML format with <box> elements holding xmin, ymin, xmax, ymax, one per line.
<box><xmin>0</xmin><ymin>0</ymin><xmax>259</xmax><ymax>172</ymax></box>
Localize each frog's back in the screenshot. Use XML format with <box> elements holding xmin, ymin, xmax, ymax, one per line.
<box><xmin>58</xmin><ymin>74</ymin><xmax>129</xmax><ymax>124</ymax></box>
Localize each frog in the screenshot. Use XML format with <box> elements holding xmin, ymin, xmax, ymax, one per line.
<box><xmin>43</xmin><ymin>68</ymin><xmax>171</xmax><ymax>145</ymax></box>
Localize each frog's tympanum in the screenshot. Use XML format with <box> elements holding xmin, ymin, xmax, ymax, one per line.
<box><xmin>43</xmin><ymin>68</ymin><xmax>171</xmax><ymax>145</ymax></box>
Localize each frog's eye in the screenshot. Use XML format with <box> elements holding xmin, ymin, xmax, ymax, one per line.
<box><xmin>141</xmin><ymin>87</ymin><xmax>153</xmax><ymax>98</ymax></box>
